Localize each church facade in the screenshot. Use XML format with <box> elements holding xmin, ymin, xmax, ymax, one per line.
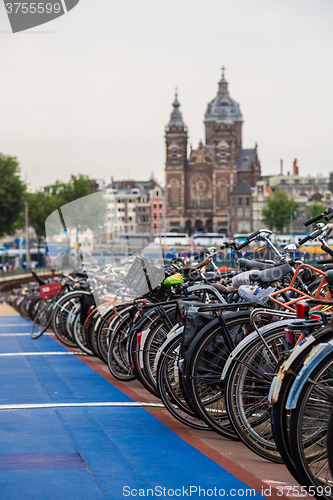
<box><xmin>165</xmin><ymin>70</ymin><xmax>261</xmax><ymax>235</ymax></box>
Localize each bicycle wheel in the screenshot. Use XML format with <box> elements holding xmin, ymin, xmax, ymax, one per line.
<box><xmin>157</xmin><ymin>334</ymin><xmax>210</xmax><ymax>430</ymax></box>
<box><xmin>97</xmin><ymin>305</ymin><xmax>132</xmax><ymax>363</ymax></box>
<box><xmin>19</xmin><ymin>296</ymin><xmax>32</xmax><ymax>321</ymax></box>
<box><xmin>128</xmin><ymin>313</ymin><xmax>163</xmax><ymax>395</ymax></box>
<box><xmin>289</xmin><ymin>353</ymin><xmax>333</xmax><ymax>497</ymax></box>
<box><xmin>30</xmin><ymin>300</ymin><xmax>53</xmax><ymax>339</ymax></box>
<box><xmin>72</xmin><ymin>310</ymin><xmax>94</xmax><ymax>355</ymax></box>
<box><xmin>107</xmin><ymin>313</ymin><xmax>136</xmax><ymax>381</ymax></box>
<box><xmin>136</xmin><ymin>317</ymin><xmax>169</xmax><ymax>396</ymax></box>
<box><xmin>327</xmin><ymin>406</ymin><xmax>333</xmax><ymax>478</ymax></box>
<box><xmin>272</xmin><ymin>323</ymin><xmax>333</xmax><ymax>481</ymax></box>
<box><xmin>52</xmin><ymin>292</ymin><xmax>87</xmax><ymax>347</ymax></box>
<box><xmin>29</xmin><ymin>296</ymin><xmax>42</xmax><ymax>321</ymax></box>
<box><xmin>225</xmin><ymin>326</ymin><xmax>292</xmax><ymax>463</ymax></box>
<box><xmin>184</xmin><ymin>311</ymin><xmax>253</xmax><ymax>440</ymax></box>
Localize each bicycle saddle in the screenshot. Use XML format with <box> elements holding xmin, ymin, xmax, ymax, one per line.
<box><xmin>249</xmin><ymin>263</ymin><xmax>293</xmax><ymax>285</ymax></box>
<box><xmin>237</xmin><ymin>258</ymin><xmax>274</xmax><ymax>271</ymax></box>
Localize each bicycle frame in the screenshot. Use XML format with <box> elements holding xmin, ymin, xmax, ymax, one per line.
<box><xmin>269</xmin><ymin>264</ymin><xmax>329</xmax><ymax>312</ymax></box>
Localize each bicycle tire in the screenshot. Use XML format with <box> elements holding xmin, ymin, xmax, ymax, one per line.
<box><xmin>157</xmin><ymin>334</ymin><xmax>210</xmax><ymax>430</ymax></box>
<box><xmin>107</xmin><ymin>313</ymin><xmax>136</xmax><ymax>381</ymax></box>
<box><xmin>272</xmin><ymin>324</ymin><xmax>333</xmax><ymax>481</ymax></box>
<box><xmin>30</xmin><ymin>300</ymin><xmax>53</xmax><ymax>339</ymax></box>
<box><xmin>52</xmin><ymin>292</ymin><xmax>88</xmax><ymax>347</ymax></box>
<box><xmin>326</xmin><ymin>406</ymin><xmax>333</xmax><ymax>478</ymax></box>
<box><xmin>289</xmin><ymin>353</ymin><xmax>333</xmax><ymax>497</ymax></box>
<box><xmin>184</xmin><ymin>311</ymin><xmax>253</xmax><ymax>440</ymax></box>
<box><xmin>225</xmin><ymin>327</ymin><xmax>290</xmax><ymax>462</ymax></box>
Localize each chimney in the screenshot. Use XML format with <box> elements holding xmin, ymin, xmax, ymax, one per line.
<box><xmin>293</xmin><ymin>158</ymin><xmax>299</xmax><ymax>176</ymax></box>
<box><xmin>280</xmin><ymin>159</ymin><xmax>283</xmax><ymax>176</ymax></box>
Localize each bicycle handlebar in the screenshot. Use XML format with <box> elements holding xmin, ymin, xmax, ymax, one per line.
<box><xmin>310</xmin><ymin>228</ymin><xmax>324</xmax><ymax>239</ymax></box>
<box><xmin>247</xmin><ymin>230</ymin><xmax>261</xmax><ymax>240</ymax></box>
<box><xmin>298</xmin><ymin>227</ymin><xmax>324</xmax><ymax>246</ymax></box>
<box><xmin>236</xmin><ymin>239</ymin><xmax>250</xmax><ymax>250</ymax></box>
<box><xmin>325</xmin><ymin>211</ymin><xmax>333</xmax><ymax>222</ymax></box>
<box><xmin>304</xmin><ymin>206</ymin><xmax>333</xmax><ymax>226</ymax></box>
<box><xmin>303</xmin><ymin>213</ymin><xmax>324</xmax><ymax>227</ymax></box>
<box><xmin>298</xmin><ymin>234</ymin><xmax>311</xmax><ymax>245</ymax></box>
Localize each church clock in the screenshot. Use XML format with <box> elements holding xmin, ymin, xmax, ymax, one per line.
<box><xmin>192</xmin><ymin>175</ymin><xmax>210</xmax><ymax>196</ymax></box>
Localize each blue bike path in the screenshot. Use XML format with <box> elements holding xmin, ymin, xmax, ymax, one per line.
<box><xmin>0</xmin><ymin>315</ymin><xmax>266</xmax><ymax>500</ymax></box>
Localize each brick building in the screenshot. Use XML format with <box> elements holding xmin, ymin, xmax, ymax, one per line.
<box><xmin>165</xmin><ymin>69</ymin><xmax>261</xmax><ymax>235</ymax></box>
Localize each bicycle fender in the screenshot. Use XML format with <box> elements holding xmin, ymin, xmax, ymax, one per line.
<box><xmin>138</xmin><ymin>327</ymin><xmax>152</xmax><ymax>369</ymax></box>
<box><xmin>268</xmin><ymin>334</ymin><xmax>316</xmax><ymax>405</ymax></box>
<box><xmin>285</xmin><ymin>340</ymin><xmax>333</xmax><ymax>410</ymax></box>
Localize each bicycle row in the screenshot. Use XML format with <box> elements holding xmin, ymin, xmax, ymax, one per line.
<box><xmin>5</xmin><ymin>206</ymin><xmax>333</xmax><ymax>500</ymax></box>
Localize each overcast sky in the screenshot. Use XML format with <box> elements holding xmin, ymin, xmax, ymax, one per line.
<box><xmin>0</xmin><ymin>0</ymin><xmax>332</xmax><ymax>190</ymax></box>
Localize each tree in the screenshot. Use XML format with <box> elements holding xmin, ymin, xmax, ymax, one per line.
<box><xmin>261</xmin><ymin>189</ymin><xmax>299</xmax><ymax>233</ymax></box>
<box><xmin>42</xmin><ymin>175</ymin><xmax>107</xmax><ymax>268</ymax></box>
<box><xmin>28</xmin><ymin>175</ymin><xmax>100</xmax><ymax>262</ymax></box>
<box><xmin>26</xmin><ymin>191</ymin><xmax>56</xmax><ymax>255</ymax></box>
<box><xmin>47</xmin><ymin>174</ymin><xmax>93</xmax><ymax>207</ymax></box>
<box><xmin>0</xmin><ymin>154</ymin><xmax>26</xmax><ymax>237</ymax></box>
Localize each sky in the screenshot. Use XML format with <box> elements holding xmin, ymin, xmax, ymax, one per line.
<box><xmin>0</xmin><ymin>0</ymin><xmax>333</xmax><ymax>190</ymax></box>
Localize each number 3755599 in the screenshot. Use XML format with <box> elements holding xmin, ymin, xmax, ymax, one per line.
<box><xmin>5</xmin><ymin>3</ymin><xmax>62</xmax><ymax>14</ymax></box>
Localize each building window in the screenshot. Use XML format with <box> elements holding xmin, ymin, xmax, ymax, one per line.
<box><xmin>220</xmin><ymin>142</ymin><xmax>227</xmax><ymax>162</ymax></box>
<box><xmin>245</xmin><ymin>208</ymin><xmax>250</xmax><ymax>218</ymax></box>
<box><xmin>159</xmin><ymin>203</ymin><xmax>162</xmax><ymax>209</ymax></box>
<box><xmin>238</xmin><ymin>197</ymin><xmax>242</xmax><ymax>206</ymax></box>
<box><xmin>171</xmin><ymin>144</ymin><xmax>178</xmax><ymax>162</ymax></box>
<box><xmin>246</xmin><ymin>197</ymin><xmax>250</xmax><ymax>206</ymax></box>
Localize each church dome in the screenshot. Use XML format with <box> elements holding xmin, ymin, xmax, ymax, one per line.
<box><xmin>168</xmin><ymin>91</ymin><xmax>185</xmax><ymax>127</ymax></box>
<box><xmin>205</xmin><ymin>68</ymin><xmax>242</xmax><ymax>123</ymax></box>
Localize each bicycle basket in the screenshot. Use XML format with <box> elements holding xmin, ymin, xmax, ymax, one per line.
<box><xmin>123</xmin><ymin>256</ymin><xmax>165</xmax><ymax>296</ymax></box>
<box><xmin>39</xmin><ymin>282</ymin><xmax>62</xmax><ymax>300</ymax></box>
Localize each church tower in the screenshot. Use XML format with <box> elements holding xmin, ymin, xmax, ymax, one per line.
<box><xmin>203</xmin><ymin>68</ymin><xmax>243</xmax><ymax>233</ymax></box>
<box><xmin>204</xmin><ymin>67</ymin><xmax>243</xmax><ymax>163</ymax></box>
<box><xmin>165</xmin><ymin>92</ymin><xmax>188</xmax><ymax>233</ymax></box>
